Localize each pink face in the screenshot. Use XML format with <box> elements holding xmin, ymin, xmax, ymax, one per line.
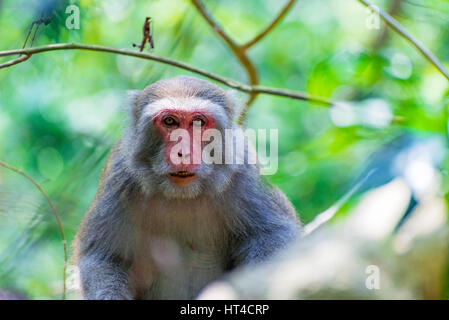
<box><xmin>153</xmin><ymin>109</ymin><xmax>215</xmax><ymax>186</ymax></box>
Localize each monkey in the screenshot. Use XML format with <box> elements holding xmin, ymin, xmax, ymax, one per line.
<box><xmin>73</xmin><ymin>76</ymin><xmax>301</xmax><ymax>300</ymax></box>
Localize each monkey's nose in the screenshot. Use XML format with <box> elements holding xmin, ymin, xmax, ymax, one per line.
<box><xmin>178</xmin><ymin>151</ymin><xmax>191</xmax><ymax>158</ymax></box>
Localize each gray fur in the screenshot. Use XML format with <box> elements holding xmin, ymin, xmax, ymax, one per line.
<box><xmin>73</xmin><ymin>76</ymin><xmax>301</xmax><ymax>300</ymax></box>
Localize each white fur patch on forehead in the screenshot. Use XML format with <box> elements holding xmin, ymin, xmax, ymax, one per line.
<box><xmin>142</xmin><ymin>97</ymin><xmax>228</xmax><ymax>125</ymax></box>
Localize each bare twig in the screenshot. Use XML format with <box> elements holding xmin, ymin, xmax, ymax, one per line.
<box><xmin>132</xmin><ymin>17</ymin><xmax>154</xmax><ymax>51</ymax></box>
<box><xmin>191</xmin><ymin>0</ymin><xmax>259</xmax><ymax>114</ymax></box>
<box><xmin>359</xmin><ymin>0</ymin><xmax>449</xmax><ymax>81</ymax></box>
<box><xmin>190</xmin><ymin>0</ymin><xmax>238</xmax><ymax>52</ymax></box>
<box><xmin>0</xmin><ymin>43</ymin><xmax>334</xmax><ymax>106</ymax></box>
<box><xmin>22</xmin><ymin>21</ymin><xmax>37</xmax><ymax>50</ymax></box>
<box><xmin>252</xmin><ymin>84</ymin><xmax>332</xmax><ymax>106</ymax></box>
<box><xmin>190</xmin><ymin>0</ymin><xmax>297</xmax><ymax>123</ymax></box>
<box><xmin>241</xmin><ymin>0</ymin><xmax>297</xmax><ymax>51</ymax></box>
<box><xmin>0</xmin><ymin>160</ymin><xmax>67</xmax><ymax>300</ymax></box>
<box><xmin>0</xmin><ymin>54</ymin><xmax>30</xmax><ymax>69</ymax></box>
<box><xmin>191</xmin><ymin>0</ymin><xmax>296</xmax><ymax>124</ymax></box>
<box><xmin>371</xmin><ymin>0</ymin><xmax>402</xmax><ymax>50</ymax></box>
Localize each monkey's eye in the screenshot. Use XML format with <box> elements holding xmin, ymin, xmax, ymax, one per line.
<box><xmin>163</xmin><ymin>117</ymin><xmax>177</xmax><ymax>126</ymax></box>
<box><xmin>192</xmin><ymin>118</ymin><xmax>206</xmax><ymax>127</ymax></box>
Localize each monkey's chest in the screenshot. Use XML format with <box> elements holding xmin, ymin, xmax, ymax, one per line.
<box><xmin>128</xmin><ymin>201</ymin><xmax>229</xmax><ymax>299</ymax></box>
<box><xmin>130</xmin><ymin>236</ymin><xmax>227</xmax><ymax>299</ymax></box>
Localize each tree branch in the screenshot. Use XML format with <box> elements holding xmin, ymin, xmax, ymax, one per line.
<box><xmin>251</xmin><ymin>84</ymin><xmax>332</xmax><ymax>106</ymax></box>
<box><xmin>0</xmin><ymin>43</ymin><xmax>334</xmax><ymax>106</ymax></box>
<box><xmin>358</xmin><ymin>0</ymin><xmax>449</xmax><ymax>81</ymax></box>
<box><xmin>191</xmin><ymin>0</ymin><xmax>259</xmax><ymax>115</ymax></box>
<box><xmin>0</xmin><ymin>160</ymin><xmax>67</xmax><ymax>300</ymax></box>
<box><xmin>241</xmin><ymin>0</ymin><xmax>297</xmax><ymax>51</ymax></box>
<box><xmin>190</xmin><ymin>0</ymin><xmax>239</xmax><ymax>51</ymax></box>
<box><xmin>190</xmin><ymin>0</ymin><xmax>298</xmax><ymax>123</ymax></box>
<box><xmin>0</xmin><ymin>54</ymin><xmax>30</xmax><ymax>69</ymax></box>
<box><xmin>370</xmin><ymin>0</ymin><xmax>402</xmax><ymax>50</ymax></box>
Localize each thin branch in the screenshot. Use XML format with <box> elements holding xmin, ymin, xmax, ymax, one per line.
<box><xmin>371</xmin><ymin>0</ymin><xmax>402</xmax><ymax>50</ymax></box>
<box><xmin>0</xmin><ymin>54</ymin><xmax>30</xmax><ymax>69</ymax></box>
<box><xmin>21</xmin><ymin>21</ymin><xmax>37</xmax><ymax>50</ymax></box>
<box><xmin>0</xmin><ymin>160</ymin><xmax>67</xmax><ymax>300</ymax></box>
<box><xmin>358</xmin><ymin>0</ymin><xmax>449</xmax><ymax>81</ymax></box>
<box><xmin>191</xmin><ymin>0</ymin><xmax>298</xmax><ymax>123</ymax></box>
<box><xmin>190</xmin><ymin>0</ymin><xmax>238</xmax><ymax>51</ymax></box>
<box><xmin>0</xmin><ymin>43</ymin><xmax>334</xmax><ymax>106</ymax></box>
<box><xmin>252</xmin><ymin>85</ymin><xmax>332</xmax><ymax>106</ymax></box>
<box><xmin>191</xmin><ymin>0</ymin><xmax>259</xmax><ymax>116</ymax></box>
<box><xmin>241</xmin><ymin>0</ymin><xmax>297</xmax><ymax>51</ymax></box>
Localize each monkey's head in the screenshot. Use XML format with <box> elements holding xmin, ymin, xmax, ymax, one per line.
<box><xmin>125</xmin><ymin>76</ymin><xmax>240</xmax><ymax>199</ymax></box>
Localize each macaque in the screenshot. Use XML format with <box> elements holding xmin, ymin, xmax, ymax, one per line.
<box><xmin>73</xmin><ymin>76</ymin><xmax>301</xmax><ymax>300</ymax></box>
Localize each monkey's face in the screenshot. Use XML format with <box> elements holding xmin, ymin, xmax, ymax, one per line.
<box><xmin>132</xmin><ymin>95</ymin><xmax>234</xmax><ymax>199</ymax></box>
<box><xmin>153</xmin><ymin>108</ymin><xmax>215</xmax><ymax>187</ymax></box>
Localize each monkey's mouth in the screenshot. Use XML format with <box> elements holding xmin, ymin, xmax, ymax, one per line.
<box><xmin>169</xmin><ymin>171</ymin><xmax>195</xmax><ymax>178</ymax></box>
<box><xmin>168</xmin><ymin>171</ymin><xmax>196</xmax><ymax>187</ymax></box>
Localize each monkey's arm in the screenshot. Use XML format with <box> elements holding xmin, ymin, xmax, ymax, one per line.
<box><xmin>75</xmin><ymin>198</ymin><xmax>134</xmax><ymax>299</ymax></box>
<box><xmin>229</xmin><ymin>173</ymin><xmax>301</xmax><ymax>266</ymax></box>
<box><xmin>74</xmin><ymin>156</ymin><xmax>135</xmax><ymax>300</ymax></box>
<box><xmin>75</xmin><ymin>198</ymin><xmax>135</xmax><ymax>299</ymax></box>
<box><xmin>78</xmin><ymin>253</ymin><xmax>132</xmax><ymax>300</ymax></box>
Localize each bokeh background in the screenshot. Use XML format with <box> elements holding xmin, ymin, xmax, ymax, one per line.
<box><xmin>0</xmin><ymin>0</ymin><xmax>448</xmax><ymax>299</ymax></box>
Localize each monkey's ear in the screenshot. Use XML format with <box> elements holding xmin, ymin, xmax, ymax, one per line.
<box><xmin>124</xmin><ymin>90</ymin><xmax>141</xmax><ymax>114</ymax></box>
<box><xmin>226</xmin><ymin>89</ymin><xmax>244</xmax><ymax>122</ymax></box>
<box><xmin>126</xmin><ymin>90</ymin><xmax>141</xmax><ymax>106</ymax></box>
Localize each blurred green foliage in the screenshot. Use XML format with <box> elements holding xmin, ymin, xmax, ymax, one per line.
<box><xmin>0</xmin><ymin>0</ymin><xmax>448</xmax><ymax>299</ymax></box>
